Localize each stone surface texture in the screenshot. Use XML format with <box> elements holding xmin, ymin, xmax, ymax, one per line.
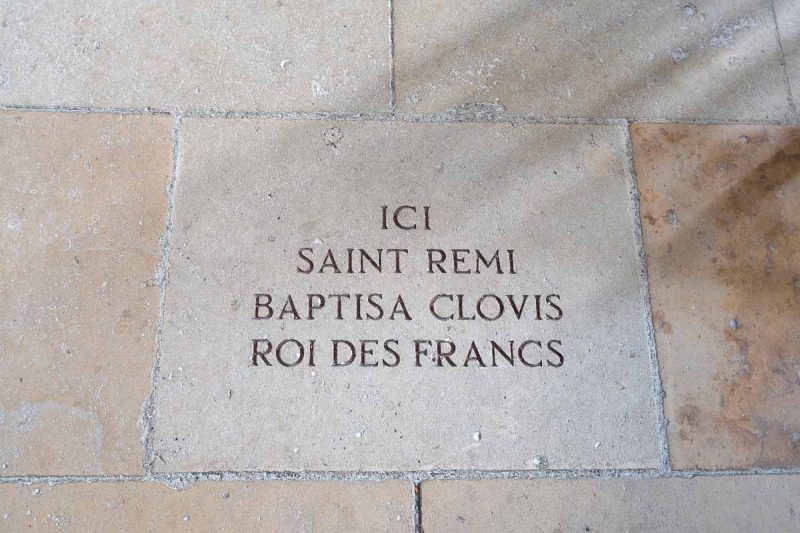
<box><xmin>633</xmin><ymin>124</ymin><xmax>800</xmax><ymax>469</ymax></box>
<box><xmin>150</xmin><ymin>119</ymin><xmax>660</xmax><ymax>472</ymax></box>
<box><xmin>775</xmin><ymin>0</ymin><xmax>800</xmax><ymax>106</ymax></box>
<box><xmin>421</xmin><ymin>476</ymin><xmax>800</xmax><ymax>532</ymax></box>
<box><xmin>0</xmin><ymin>1</ymin><xmax>390</xmax><ymax>112</ymax></box>
<box><xmin>0</xmin><ymin>111</ymin><xmax>172</xmax><ymax>474</ymax></box>
<box><xmin>0</xmin><ymin>481</ymin><xmax>411</xmax><ymax>531</ymax></box>
<box><xmin>394</xmin><ymin>0</ymin><xmax>791</xmax><ymax>120</ymax></box>
<box><xmin>0</xmin><ymin>0</ymin><xmax>798</xmax><ymax>528</ymax></box>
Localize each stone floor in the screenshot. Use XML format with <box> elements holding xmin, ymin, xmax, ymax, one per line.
<box><xmin>1</xmin><ymin>1</ymin><xmax>799</xmax><ymax>531</ymax></box>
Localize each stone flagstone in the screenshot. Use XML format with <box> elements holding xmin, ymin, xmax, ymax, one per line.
<box><xmin>0</xmin><ymin>0</ymin><xmax>798</xmax><ymax>528</ymax></box>
<box><xmin>394</xmin><ymin>0</ymin><xmax>792</xmax><ymax>120</ymax></box>
<box><xmin>421</xmin><ymin>476</ymin><xmax>800</xmax><ymax>532</ymax></box>
<box><xmin>150</xmin><ymin>119</ymin><xmax>660</xmax><ymax>472</ymax></box>
<box><xmin>0</xmin><ymin>481</ymin><xmax>411</xmax><ymax>532</ymax></box>
<box><xmin>0</xmin><ymin>111</ymin><xmax>173</xmax><ymax>474</ymax></box>
<box><xmin>633</xmin><ymin>123</ymin><xmax>800</xmax><ymax>469</ymax></box>
<box><xmin>0</xmin><ymin>1</ymin><xmax>390</xmax><ymax>112</ymax></box>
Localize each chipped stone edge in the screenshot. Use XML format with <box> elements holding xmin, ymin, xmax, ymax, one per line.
<box><xmin>2</xmin><ymin>104</ymin><xmax>800</xmax><ymax>126</ymax></box>
<box><xmin>139</xmin><ymin>113</ymin><xmax>184</xmax><ymax>473</ymax></box>
<box><xmin>623</xmin><ymin>120</ymin><xmax>671</xmax><ymax>473</ymax></box>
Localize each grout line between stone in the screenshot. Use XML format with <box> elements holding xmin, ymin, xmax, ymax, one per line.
<box><xmin>768</xmin><ymin>0</ymin><xmax>798</xmax><ymax>117</ymax></box>
<box><xmin>140</xmin><ymin>113</ymin><xmax>183</xmax><ymax>474</ymax></box>
<box><xmin>2</xmin><ymin>104</ymin><xmax>800</xmax><ymax>126</ymax></box>
<box><xmin>0</xmin><ymin>104</ymin><xmax>173</xmax><ymax>116</ymax></box>
<box><xmin>412</xmin><ymin>482</ymin><xmax>422</xmax><ymax>533</ymax></box>
<box><xmin>623</xmin><ymin>120</ymin><xmax>671</xmax><ymax>473</ymax></box>
<box><xmin>388</xmin><ymin>0</ymin><xmax>396</xmax><ymax>113</ymax></box>
<box><xmin>2</xmin><ymin>467</ymin><xmax>800</xmax><ymax>486</ymax></box>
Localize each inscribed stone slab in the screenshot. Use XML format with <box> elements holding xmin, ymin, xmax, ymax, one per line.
<box><xmin>152</xmin><ymin>119</ymin><xmax>660</xmax><ymax>471</ymax></box>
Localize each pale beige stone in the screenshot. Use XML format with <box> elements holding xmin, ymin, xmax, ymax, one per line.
<box><xmin>0</xmin><ymin>111</ymin><xmax>173</xmax><ymax>474</ymax></box>
<box><xmin>0</xmin><ymin>1</ymin><xmax>390</xmax><ymax>112</ymax></box>
<box><xmin>632</xmin><ymin>124</ymin><xmax>800</xmax><ymax>469</ymax></box>
<box><xmin>394</xmin><ymin>0</ymin><xmax>791</xmax><ymax>120</ymax></box>
<box><xmin>775</xmin><ymin>0</ymin><xmax>800</xmax><ymax>107</ymax></box>
<box><xmin>422</xmin><ymin>476</ymin><xmax>800</xmax><ymax>532</ymax></box>
<box><xmin>151</xmin><ymin>119</ymin><xmax>660</xmax><ymax>472</ymax></box>
<box><xmin>0</xmin><ymin>480</ymin><xmax>411</xmax><ymax>532</ymax></box>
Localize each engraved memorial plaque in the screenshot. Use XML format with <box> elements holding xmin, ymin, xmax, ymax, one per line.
<box><xmin>151</xmin><ymin>120</ymin><xmax>661</xmax><ymax>471</ymax></box>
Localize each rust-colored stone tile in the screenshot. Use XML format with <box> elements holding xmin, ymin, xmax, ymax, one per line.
<box><xmin>0</xmin><ymin>481</ymin><xmax>411</xmax><ymax>532</ymax></box>
<box><xmin>0</xmin><ymin>111</ymin><xmax>173</xmax><ymax>474</ymax></box>
<box><xmin>632</xmin><ymin>123</ymin><xmax>800</xmax><ymax>469</ymax></box>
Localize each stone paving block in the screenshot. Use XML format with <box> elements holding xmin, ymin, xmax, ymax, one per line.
<box><xmin>394</xmin><ymin>0</ymin><xmax>791</xmax><ymax>120</ymax></box>
<box><xmin>422</xmin><ymin>476</ymin><xmax>800</xmax><ymax>532</ymax></box>
<box><xmin>632</xmin><ymin>124</ymin><xmax>800</xmax><ymax>469</ymax></box>
<box><xmin>151</xmin><ymin>119</ymin><xmax>660</xmax><ymax>472</ymax></box>
<box><xmin>775</xmin><ymin>0</ymin><xmax>800</xmax><ymax>106</ymax></box>
<box><xmin>0</xmin><ymin>111</ymin><xmax>173</xmax><ymax>474</ymax></box>
<box><xmin>0</xmin><ymin>480</ymin><xmax>410</xmax><ymax>532</ymax></box>
<box><xmin>0</xmin><ymin>1</ymin><xmax>390</xmax><ymax>112</ymax></box>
